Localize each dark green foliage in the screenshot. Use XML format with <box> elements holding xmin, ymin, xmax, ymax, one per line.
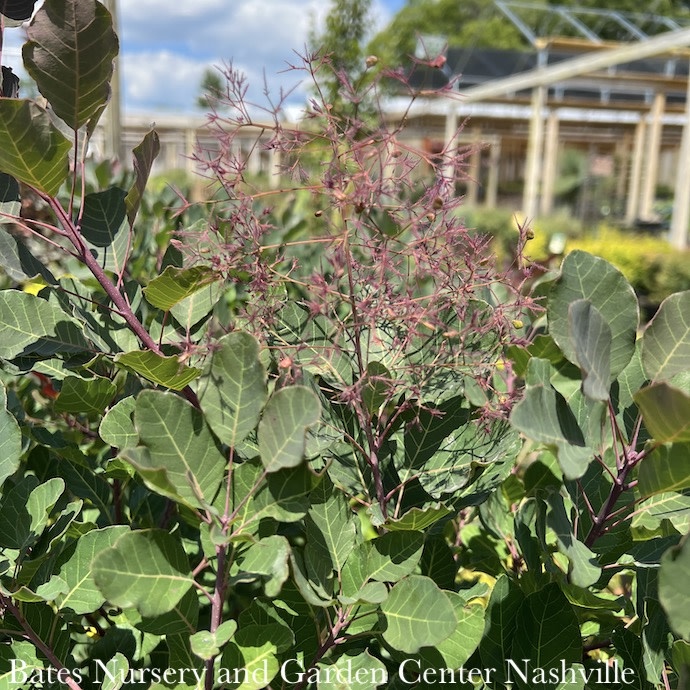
<box><xmin>309</xmin><ymin>0</ymin><xmax>373</xmax><ymax>113</ymax></box>
<box><xmin>0</xmin><ymin>2</ymin><xmax>689</xmax><ymax>689</ymax></box>
<box><xmin>369</xmin><ymin>0</ymin><xmax>690</xmax><ymax>71</ymax></box>
<box><xmin>196</xmin><ymin>67</ymin><xmax>225</xmax><ymax>110</ymax></box>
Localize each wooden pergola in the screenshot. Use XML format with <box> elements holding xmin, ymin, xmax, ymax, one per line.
<box><xmin>386</xmin><ymin>9</ymin><xmax>690</xmax><ymax>249</ymax></box>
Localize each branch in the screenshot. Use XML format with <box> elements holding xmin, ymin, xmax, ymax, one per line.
<box><xmin>42</xmin><ymin>195</ymin><xmax>201</xmax><ymax>408</ymax></box>
<box><xmin>0</xmin><ymin>595</ymin><xmax>85</xmax><ymax>690</ymax></box>
<box><xmin>293</xmin><ymin>607</ymin><xmax>352</xmax><ymax>690</ymax></box>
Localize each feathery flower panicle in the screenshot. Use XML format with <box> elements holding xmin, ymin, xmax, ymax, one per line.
<box><xmin>192</xmin><ymin>53</ymin><xmax>538</xmax><ymax>434</ymax></box>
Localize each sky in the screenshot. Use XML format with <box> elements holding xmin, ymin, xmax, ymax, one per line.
<box><xmin>2</xmin><ymin>0</ymin><xmax>406</xmax><ymax>116</ymax></box>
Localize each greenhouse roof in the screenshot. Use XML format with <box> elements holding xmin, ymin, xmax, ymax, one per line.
<box><xmin>408</xmin><ymin>2</ymin><xmax>690</xmax><ymax>108</ymax></box>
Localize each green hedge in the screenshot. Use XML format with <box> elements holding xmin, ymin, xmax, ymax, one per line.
<box><xmin>566</xmin><ymin>226</ymin><xmax>690</xmax><ymax>303</ymax></box>
<box><xmin>460</xmin><ymin>207</ymin><xmax>690</xmax><ymax>304</ymax></box>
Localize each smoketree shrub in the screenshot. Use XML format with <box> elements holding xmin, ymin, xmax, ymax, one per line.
<box><xmin>0</xmin><ymin>1</ymin><xmax>688</xmax><ymax>689</ymax></box>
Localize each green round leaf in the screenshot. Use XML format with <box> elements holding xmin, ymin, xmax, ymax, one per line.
<box><xmin>200</xmin><ymin>331</ymin><xmax>267</xmax><ymax>448</ymax></box>
<box><xmin>54</xmin><ymin>525</ymin><xmax>129</xmax><ymax>614</ymax></box>
<box><xmin>317</xmin><ymin>651</ymin><xmax>388</xmax><ymax>690</ymax></box>
<box><xmin>548</xmin><ymin>251</ymin><xmax>638</xmax><ymax>379</ymax></box>
<box><xmin>381</xmin><ymin>575</ymin><xmax>457</xmax><ymax>653</ymax></box>
<box><xmin>100</xmin><ymin>653</ymin><xmax>129</xmax><ymax>690</ymax></box>
<box><xmin>54</xmin><ymin>375</ymin><xmax>116</xmax><ymax>416</ymax></box>
<box><xmin>99</xmin><ymin>396</ymin><xmax>136</xmax><ymax>449</ymax></box>
<box><xmin>659</xmin><ymin>537</ymin><xmax>690</xmax><ymax>640</ymax></box>
<box><xmin>642</xmin><ymin>291</ymin><xmax>690</xmax><ymax>382</ymax></box>
<box><xmin>258</xmin><ymin>386</ymin><xmax>321</xmax><ymax>472</ymax></box>
<box><xmin>635</xmin><ymin>383</ymin><xmax>690</xmax><ymax>443</ymax></box>
<box><xmin>421</xmin><ymin>593</ymin><xmax>484</xmax><ymax>669</ymax></box>
<box><xmin>366</xmin><ymin>530</ymin><xmax>424</xmax><ymax>583</ymax></box>
<box><xmin>133</xmin><ymin>390</ymin><xmax>225</xmax><ymax>508</ymax></box>
<box><xmin>92</xmin><ymin>529</ymin><xmax>194</xmax><ymax>618</ymax></box>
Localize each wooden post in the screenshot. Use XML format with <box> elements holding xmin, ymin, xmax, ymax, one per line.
<box><xmin>670</xmin><ymin>64</ymin><xmax>690</xmax><ymax>249</ymax></box>
<box><xmin>523</xmin><ymin>85</ymin><xmax>546</xmax><ymax>220</ymax></box>
<box><xmin>639</xmin><ymin>92</ymin><xmax>665</xmax><ymax>220</ymax></box>
<box><xmin>625</xmin><ymin>118</ymin><xmax>646</xmax><ymax>225</ymax></box>
<box><xmin>485</xmin><ymin>137</ymin><xmax>501</xmax><ymax>208</ymax></box>
<box><xmin>540</xmin><ymin>110</ymin><xmax>560</xmax><ymax>216</ymax></box>
<box><xmin>467</xmin><ymin>128</ymin><xmax>482</xmax><ymax>206</ymax></box>
<box><xmin>443</xmin><ymin>102</ymin><xmax>459</xmax><ymax>183</ymax></box>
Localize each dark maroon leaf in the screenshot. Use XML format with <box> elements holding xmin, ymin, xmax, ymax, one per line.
<box><xmin>1</xmin><ymin>67</ymin><xmax>20</xmax><ymax>98</ymax></box>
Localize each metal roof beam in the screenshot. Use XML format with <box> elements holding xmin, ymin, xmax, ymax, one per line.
<box><xmin>497</xmin><ymin>1</ymin><xmax>688</xmax><ymax>43</ymax></box>
<box><xmin>606</xmin><ymin>11</ymin><xmax>648</xmax><ymax>40</ymax></box>
<box><xmin>628</xmin><ymin>13</ymin><xmax>681</xmax><ymax>33</ymax></box>
<box><xmin>554</xmin><ymin>8</ymin><xmax>601</xmax><ymax>43</ymax></box>
<box><xmin>495</xmin><ymin>1</ymin><xmax>538</xmax><ymax>46</ymax></box>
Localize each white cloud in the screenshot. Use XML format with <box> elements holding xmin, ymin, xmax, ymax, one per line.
<box><xmin>120</xmin><ymin>50</ymin><xmax>210</xmax><ymax>112</ymax></box>
<box><xmin>2</xmin><ymin>0</ymin><xmax>395</xmax><ymax>114</ymax></box>
<box><xmin>114</xmin><ymin>0</ymin><xmax>317</xmax><ymax>113</ymax></box>
<box><xmin>116</xmin><ymin>0</ymin><xmax>393</xmax><ymax>113</ymax></box>
<box><xmin>118</xmin><ymin>0</ymin><xmax>325</xmax><ymax>59</ymax></box>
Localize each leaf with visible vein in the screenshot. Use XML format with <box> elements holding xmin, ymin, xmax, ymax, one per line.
<box><xmin>421</xmin><ymin>593</ymin><xmax>484</xmax><ymax>669</ymax></box>
<box><xmin>510</xmin><ymin>380</ymin><xmax>592</xmax><ymax>480</ymax></box>
<box><xmin>642</xmin><ymin>291</ymin><xmax>690</xmax><ymax>382</ymax></box>
<box><xmin>381</xmin><ymin>575</ymin><xmax>457</xmax><ymax>653</ymax></box>
<box><xmin>0</xmin><ymin>291</ymin><xmax>88</xmax><ymax>359</ymax></box>
<box><xmin>635</xmin><ymin>383</ymin><xmax>690</xmax><ymax>443</ymax></box>
<box><xmin>0</xmin><ymin>382</ymin><xmax>22</xmax><ymax>489</ymax></box>
<box><xmin>23</xmin><ymin>0</ymin><xmax>118</xmax><ymax>130</ymax></box>
<box><xmin>511</xmin><ymin>583</ymin><xmax>582</xmax><ymax>690</ymax></box>
<box><xmin>92</xmin><ymin>529</ymin><xmax>194</xmax><ymax>618</ymax></box>
<box><xmin>632</xmin><ymin>491</ymin><xmax>690</xmax><ymax>533</ymax></box>
<box><xmin>54</xmin><ymin>525</ymin><xmax>129</xmax><ymax>614</ymax></box>
<box><xmin>115</xmin><ymin>350</ymin><xmax>201</xmax><ymax>390</ymax></box>
<box><xmin>55</xmin><ymin>376</ymin><xmax>116</xmax><ymax>415</ymax></box>
<box><xmin>568</xmin><ymin>299</ymin><xmax>612</xmax><ymax>401</ymax></box>
<box><xmin>80</xmin><ymin>188</ymin><xmax>131</xmax><ymax>275</ymax></box>
<box><xmin>638</xmin><ymin>443</ymin><xmax>690</xmax><ymax>496</ymax></box>
<box><xmin>144</xmin><ymin>265</ymin><xmax>220</xmax><ymax>311</ymax></box>
<box><xmin>304</xmin><ymin>476</ymin><xmax>356</xmax><ymax>576</ymax></box>
<box><xmin>0</xmin><ymin>100</ymin><xmax>70</xmax><ymax>195</ymax></box>
<box><xmin>479</xmin><ymin>575</ymin><xmax>524</xmax><ymax>685</ymax></box>
<box><xmin>548</xmin><ymin>250</ymin><xmax>638</xmax><ymax>378</ymax></box>
<box><xmin>258</xmin><ymin>386</ymin><xmax>320</xmax><ymax>472</ymax></box>
<box><xmin>366</xmin><ymin>531</ymin><xmax>424</xmax><ymax>583</ymax></box>
<box><xmin>199</xmin><ymin>332</ymin><xmax>267</xmax><ymax>448</ymax></box>
<box><xmin>100</xmin><ymin>396</ymin><xmax>137</xmax><ymax>449</ymax></box>
<box><xmin>385</xmin><ymin>504</ymin><xmax>452</xmax><ymax>531</ymax></box>
<box><xmin>133</xmin><ymin>390</ymin><xmax>225</xmax><ymax>508</ymax></box>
